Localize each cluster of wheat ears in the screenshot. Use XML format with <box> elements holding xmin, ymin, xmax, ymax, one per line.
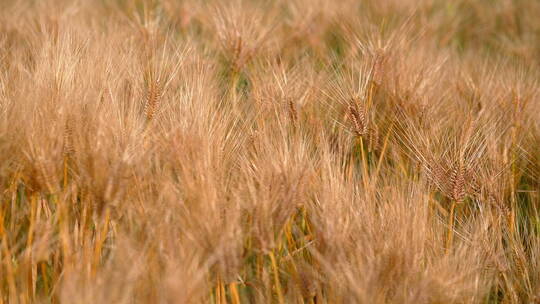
<box><xmin>0</xmin><ymin>0</ymin><xmax>539</xmax><ymax>303</ymax></box>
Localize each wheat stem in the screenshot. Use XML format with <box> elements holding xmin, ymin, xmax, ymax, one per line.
<box><xmin>26</xmin><ymin>194</ymin><xmax>37</xmax><ymax>300</ymax></box>
<box><xmin>446</xmin><ymin>200</ymin><xmax>456</xmax><ymax>253</ymax></box>
<box><xmin>92</xmin><ymin>208</ymin><xmax>111</xmax><ymax>277</ymax></box>
<box><xmin>359</xmin><ymin>137</ymin><xmax>370</xmax><ymax>190</ymax></box>
<box><xmin>269</xmin><ymin>251</ymin><xmax>284</xmax><ymax>304</ymax></box>
<box><xmin>374</xmin><ymin>124</ymin><xmax>393</xmax><ymax>184</ymax></box>
<box><xmin>63</xmin><ymin>155</ymin><xmax>68</xmax><ymax>189</ymax></box>
<box><xmin>229</xmin><ymin>282</ymin><xmax>241</xmax><ymax>304</ymax></box>
<box><xmin>0</xmin><ymin>205</ymin><xmax>17</xmax><ymax>303</ymax></box>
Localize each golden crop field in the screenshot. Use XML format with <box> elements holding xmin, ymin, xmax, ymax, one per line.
<box><xmin>0</xmin><ymin>0</ymin><xmax>539</xmax><ymax>303</ymax></box>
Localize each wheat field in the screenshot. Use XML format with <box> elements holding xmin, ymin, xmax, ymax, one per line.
<box><xmin>0</xmin><ymin>0</ymin><xmax>539</xmax><ymax>303</ymax></box>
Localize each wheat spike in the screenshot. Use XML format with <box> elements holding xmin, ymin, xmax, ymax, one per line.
<box><xmin>348</xmin><ymin>103</ymin><xmax>367</xmax><ymax>137</ymax></box>
<box><xmin>144</xmin><ymin>78</ymin><xmax>162</xmax><ymax>121</ymax></box>
<box><xmin>449</xmin><ymin>161</ymin><xmax>466</xmax><ymax>203</ymax></box>
<box><xmin>288</xmin><ymin>98</ymin><xmax>298</xmax><ymax>125</ymax></box>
